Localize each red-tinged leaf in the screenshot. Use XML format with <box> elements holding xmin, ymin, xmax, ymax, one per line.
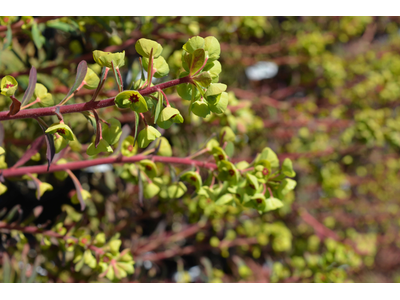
<box><xmin>190</xmin><ymin>49</ymin><xmax>206</xmax><ymax>75</ymax></box>
<box><xmin>11</xmin><ymin>135</ymin><xmax>45</xmax><ymax>169</ymax></box>
<box><xmin>59</xmin><ymin>60</ymin><xmax>87</xmax><ymax>105</ymax></box>
<box><xmin>37</xmin><ymin>119</ymin><xmax>55</xmax><ymax>171</ymax></box>
<box><xmin>92</xmin><ymin>110</ymin><xmax>101</xmax><ymax>148</ymax></box>
<box><xmin>21</xmin><ymin>67</ymin><xmax>37</xmax><ymax>107</ymax></box>
<box><xmin>8</xmin><ymin>96</ymin><xmax>21</xmax><ymax>116</ymax></box>
<box><xmin>67</xmin><ymin>169</ymin><xmax>85</xmax><ymax>211</ymax></box>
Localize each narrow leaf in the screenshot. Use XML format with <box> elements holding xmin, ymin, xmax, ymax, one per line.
<box><xmin>31</xmin><ymin>23</ymin><xmax>43</xmax><ymax>49</ymax></box>
<box><xmin>133</xmin><ymin>111</ymin><xmax>139</xmax><ymax>147</ymax></box>
<box><xmin>91</xmin><ymin>67</ymin><xmax>109</xmax><ymax>102</ymax></box>
<box><xmin>111</xmin><ymin>60</ymin><xmax>122</xmax><ymax>92</ymax></box>
<box><xmin>154</xmin><ymin>91</ymin><xmax>163</xmax><ymax>124</ymax></box>
<box><xmin>37</xmin><ymin>119</ymin><xmax>55</xmax><ymax>171</ymax></box>
<box><xmin>11</xmin><ymin>135</ymin><xmax>44</xmax><ymax>169</ymax></box>
<box><xmin>146</xmin><ymin>48</ymin><xmax>153</xmax><ymax>88</ymax></box>
<box><xmin>60</xmin><ymin>60</ymin><xmax>87</xmax><ymax>105</ymax></box>
<box><xmin>92</xmin><ymin>110</ymin><xmax>102</xmax><ymax>148</ymax></box>
<box><xmin>21</xmin><ymin>67</ymin><xmax>37</xmax><ymax>107</ymax></box>
<box><xmin>2</xmin><ymin>25</ymin><xmax>12</xmax><ymax>50</ymax></box>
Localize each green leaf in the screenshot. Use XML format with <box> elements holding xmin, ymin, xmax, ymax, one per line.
<box><xmin>93</xmin><ymin>50</ymin><xmax>125</xmax><ymax>68</ymax></box>
<box><xmin>167</xmin><ymin>182</ymin><xmax>187</xmax><ymax>199</ymax></box>
<box><xmin>83</xmin><ymin>68</ymin><xmax>100</xmax><ymax>89</ymax></box>
<box><xmin>133</xmin><ymin>111</ymin><xmax>139</xmax><ymax>147</ymax></box>
<box><xmin>31</xmin><ymin>23</ymin><xmax>44</xmax><ymax>49</ymax></box>
<box><xmin>205</xmin><ymin>83</ymin><xmax>227</xmax><ymax>97</ymax></box>
<box><xmin>121</xmin><ymin>136</ymin><xmax>138</xmax><ymax>157</ymax></box>
<box><xmin>156</xmin><ymin>137</ymin><xmax>172</xmax><ymax>157</ymax></box>
<box><xmin>86</xmin><ymin>139</ymin><xmax>113</xmax><ymax>156</ymax></box>
<box><xmin>135</xmin><ymin>38</ymin><xmax>163</xmax><ymax>58</ymax></box>
<box><xmin>2</xmin><ymin>25</ymin><xmax>12</xmax><ymax>50</ymax></box>
<box><xmin>181</xmin><ymin>171</ymin><xmax>202</xmax><ymax>191</ymax></box>
<box><xmin>264</xmin><ymin>197</ymin><xmax>284</xmax><ymax>212</ymax></box>
<box><xmin>215</xmin><ymin>194</ymin><xmax>234</xmax><ymax>205</ymax></box>
<box><xmin>220</xmin><ymin>126</ymin><xmax>235</xmax><ymax>142</ymax></box>
<box><xmin>34</xmin><ymin>84</ymin><xmax>54</xmax><ymax>107</ymax></box>
<box><xmin>46</xmin><ymin>21</ymin><xmax>78</xmax><ymax>33</ymax></box>
<box><xmin>143</xmin><ymin>182</ymin><xmax>160</xmax><ymax>198</ymax></box>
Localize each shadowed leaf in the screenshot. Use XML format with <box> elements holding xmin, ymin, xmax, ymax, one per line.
<box><xmin>11</xmin><ymin>135</ymin><xmax>44</xmax><ymax>169</ymax></box>
<box><xmin>21</xmin><ymin>67</ymin><xmax>37</xmax><ymax>107</ymax></box>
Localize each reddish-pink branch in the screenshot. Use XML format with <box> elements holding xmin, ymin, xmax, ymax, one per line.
<box><xmin>0</xmin><ymin>76</ymin><xmax>192</xmax><ymax>122</ymax></box>
<box><xmin>1</xmin><ymin>154</ymin><xmax>217</xmax><ymax>178</ymax></box>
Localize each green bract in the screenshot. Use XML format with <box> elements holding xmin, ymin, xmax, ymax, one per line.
<box><xmin>93</xmin><ymin>50</ymin><xmax>125</xmax><ymax>68</ymax></box>
<box><xmin>144</xmin><ymin>182</ymin><xmax>160</xmax><ymax>198</ymax></box>
<box><xmin>139</xmin><ymin>159</ymin><xmax>158</xmax><ymax>179</ymax></box>
<box><xmin>204</xmin><ymin>36</ymin><xmax>221</xmax><ymax>61</ymax></box>
<box><xmin>205</xmin><ymin>83</ymin><xmax>227</xmax><ymax>105</ymax></box>
<box><xmin>182</xmin><ymin>36</ymin><xmax>205</xmax><ymax>54</ymax></box>
<box><xmin>86</xmin><ymin>139</ymin><xmax>113</xmax><ymax>156</ymax></box>
<box><xmin>1</xmin><ymin>75</ymin><xmax>18</xmax><ymax>96</ymax></box>
<box><xmin>156</xmin><ymin>137</ymin><xmax>172</xmax><ymax>157</ymax></box>
<box><xmin>191</xmin><ymin>99</ymin><xmax>210</xmax><ymax>118</ymax></box>
<box><xmin>83</xmin><ymin>68</ymin><xmax>100</xmax><ymax>89</ymax></box>
<box><xmin>137</xmin><ymin>126</ymin><xmax>161</xmax><ymax>148</ymax></box>
<box><xmin>36</xmin><ymin>182</ymin><xmax>53</xmax><ymax>200</ymax></box>
<box><xmin>209</xmin><ymin>92</ymin><xmax>228</xmax><ymax>114</ymax></box>
<box><xmin>217</xmin><ymin>160</ymin><xmax>240</xmax><ymax>184</ymax></box>
<box><xmin>282</xmin><ymin>158</ymin><xmax>296</xmax><ymax>177</ymax></box>
<box><xmin>114</xmin><ymin>90</ymin><xmax>148</xmax><ymax>113</ymax></box>
<box><xmin>121</xmin><ymin>136</ymin><xmax>138</xmax><ymax>157</ymax></box>
<box><xmin>54</xmin><ymin>135</ymin><xmax>69</xmax><ymax>153</ymax></box>
<box><xmin>142</xmin><ymin>56</ymin><xmax>170</xmax><ymax>78</ymax></box>
<box><xmin>102</xmin><ymin>118</ymin><xmax>122</xmax><ymax>146</ymax></box>
<box><xmin>135</xmin><ymin>38</ymin><xmax>163</xmax><ymax>58</ymax></box>
<box><xmin>220</xmin><ymin>126</ymin><xmax>236</xmax><ymax>142</ymax></box>
<box><xmin>71</xmin><ymin>189</ymin><xmax>91</xmax><ymax>205</ymax></box>
<box><xmin>167</xmin><ymin>182</ymin><xmax>187</xmax><ymax>198</ymax></box>
<box><xmin>181</xmin><ymin>171</ymin><xmax>202</xmax><ymax>191</ymax></box>
<box><xmin>46</xmin><ymin>123</ymin><xmax>75</xmax><ymax>141</ymax></box>
<box><xmin>157</xmin><ymin>106</ymin><xmax>184</xmax><ymax>129</ymax></box>
<box><xmin>34</xmin><ymin>83</ymin><xmax>54</xmax><ymax>107</ymax></box>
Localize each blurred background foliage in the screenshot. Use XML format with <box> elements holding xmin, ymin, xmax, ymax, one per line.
<box><xmin>1</xmin><ymin>16</ymin><xmax>400</xmax><ymax>282</ymax></box>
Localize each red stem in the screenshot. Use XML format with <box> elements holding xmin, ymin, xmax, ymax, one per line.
<box><xmin>0</xmin><ymin>76</ymin><xmax>192</xmax><ymax>121</ymax></box>
<box><xmin>1</xmin><ymin>155</ymin><xmax>217</xmax><ymax>178</ymax></box>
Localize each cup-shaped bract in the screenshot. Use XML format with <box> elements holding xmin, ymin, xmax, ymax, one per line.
<box><xmin>142</xmin><ymin>56</ymin><xmax>170</xmax><ymax>78</ymax></box>
<box><xmin>181</xmin><ymin>171</ymin><xmax>202</xmax><ymax>191</ymax></box>
<box><xmin>137</xmin><ymin>126</ymin><xmax>161</xmax><ymax>148</ymax></box>
<box><xmin>54</xmin><ymin>135</ymin><xmax>69</xmax><ymax>153</ymax></box>
<box><xmin>139</xmin><ymin>159</ymin><xmax>158</xmax><ymax>179</ymax></box>
<box><xmin>182</xmin><ymin>36</ymin><xmax>205</xmax><ymax>54</ymax></box>
<box><xmin>158</xmin><ymin>106</ymin><xmax>184</xmax><ymax>129</ymax></box>
<box><xmin>83</xmin><ymin>68</ymin><xmax>100</xmax><ymax>89</ymax></box>
<box><xmin>204</xmin><ymin>36</ymin><xmax>221</xmax><ymax>61</ymax></box>
<box><xmin>86</xmin><ymin>138</ymin><xmax>113</xmax><ymax>156</ymax></box>
<box><xmin>93</xmin><ymin>50</ymin><xmax>125</xmax><ymax>68</ymax></box>
<box><xmin>1</xmin><ymin>75</ymin><xmax>18</xmax><ymax>96</ymax></box>
<box><xmin>135</xmin><ymin>38</ymin><xmax>163</xmax><ymax>58</ymax></box>
<box><xmin>205</xmin><ymin>83</ymin><xmax>227</xmax><ymax>105</ymax></box>
<box><xmin>46</xmin><ymin>123</ymin><xmax>75</xmax><ymax>141</ymax></box>
<box><xmin>144</xmin><ymin>182</ymin><xmax>160</xmax><ymax>199</ymax></box>
<box><xmin>121</xmin><ymin>136</ymin><xmax>138</xmax><ymax>157</ymax></box>
<box><xmin>191</xmin><ymin>99</ymin><xmax>210</xmax><ymax>118</ymax></box>
<box><xmin>209</xmin><ymin>92</ymin><xmax>228</xmax><ymax>114</ymax></box>
<box><xmin>114</xmin><ymin>90</ymin><xmax>148</xmax><ymax>113</ymax></box>
<box><xmin>34</xmin><ymin>83</ymin><xmax>54</xmax><ymax>107</ymax></box>
<box><xmin>220</xmin><ymin>126</ymin><xmax>236</xmax><ymax>143</ymax></box>
<box><xmin>167</xmin><ymin>182</ymin><xmax>187</xmax><ymax>199</ymax></box>
<box><xmin>217</xmin><ymin>160</ymin><xmax>240</xmax><ymax>184</ymax></box>
<box><xmin>71</xmin><ymin>189</ymin><xmax>91</xmax><ymax>205</ymax></box>
<box><xmin>156</xmin><ymin>137</ymin><xmax>172</xmax><ymax>157</ymax></box>
<box><xmin>102</xmin><ymin>118</ymin><xmax>122</xmax><ymax>146</ymax></box>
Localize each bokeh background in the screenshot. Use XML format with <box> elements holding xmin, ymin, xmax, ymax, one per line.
<box><xmin>1</xmin><ymin>16</ymin><xmax>400</xmax><ymax>282</ymax></box>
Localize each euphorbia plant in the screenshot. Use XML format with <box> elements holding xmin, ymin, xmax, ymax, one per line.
<box><xmin>0</xmin><ymin>36</ymin><xmax>296</xmax><ymax>281</ymax></box>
